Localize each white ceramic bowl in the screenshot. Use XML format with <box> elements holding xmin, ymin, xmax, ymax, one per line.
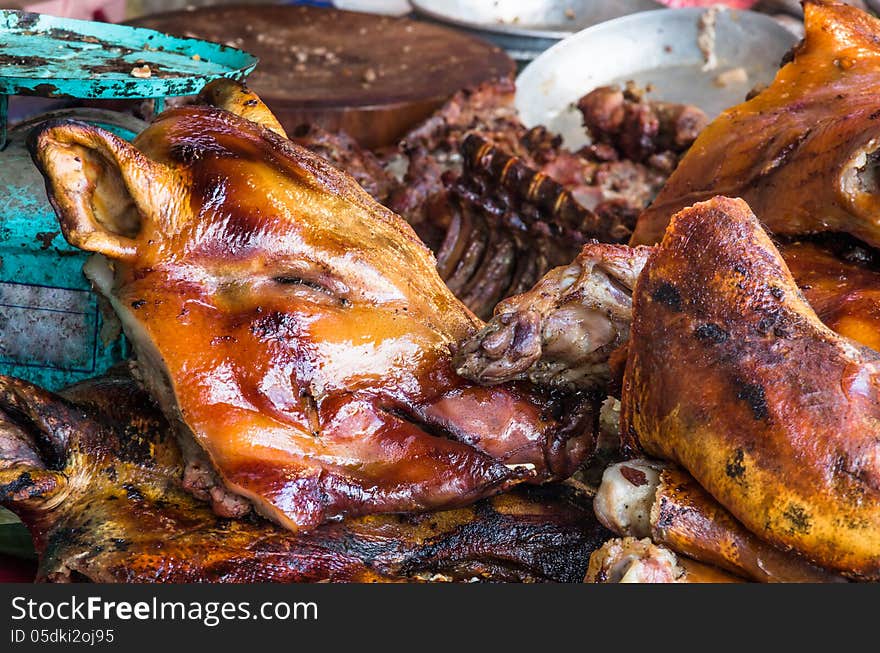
<box><xmin>515</xmin><ymin>8</ymin><xmax>798</xmax><ymax>147</ymax></box>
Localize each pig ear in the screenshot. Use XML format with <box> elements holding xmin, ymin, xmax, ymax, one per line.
<box><xmin>28</xmin><ymin>120</ymin><xmax>170</xmax><ymax>262</ymax></box>
<box><xmin>197</xmin><ymin>78</ymin><xmax>288</xmax><ymax>138</ymax></box>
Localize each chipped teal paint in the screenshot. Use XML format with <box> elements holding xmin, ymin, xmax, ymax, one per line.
<box><xmin>0</xmin><ymin>95</ymin><xmax>7</xmax><ymax>150</ymax></box>
<box><xmin>0</xmin><ymin>9</ymin><xmax>258</xmax><ymax>146</ymax></box>
<box><xmin>0</xmin><ymin>10</ymin><xmax>257</xmax><ymax>387</ymax></box>
<box><xmin>0</xmin><ymin>109</ymin><xmax>146</xmax><ymax>389</ymax></box>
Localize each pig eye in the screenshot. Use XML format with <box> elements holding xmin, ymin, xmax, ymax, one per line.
<box><xmin>271</xmin><ymin>275</ymin><xmax>350</xmax><ymax>308</ymax></box>
<box><xmin>273</xmin><ymin>276</ymin><xmax>329</xmax><ymax>293</ymax></box>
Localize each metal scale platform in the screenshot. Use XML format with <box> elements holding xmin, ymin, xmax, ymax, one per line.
<box><xmin>0</xmin><ymin>10</ymin><xmax>257</xmax><ymax>389</ymax></box>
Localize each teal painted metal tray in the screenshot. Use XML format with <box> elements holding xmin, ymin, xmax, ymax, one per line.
<box><xmin>0</xmin><ymin>9</ymin><xmax>258</xmax><ymax>145</ymax></box>
<box><xmin>0</xmin><ymin>11</ymin><xmax>258</xmax><ymax>389</ymax></box>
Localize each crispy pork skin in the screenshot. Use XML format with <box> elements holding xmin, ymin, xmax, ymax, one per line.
<box><xmin>622</xmin><ymin>196</ymin><xmax>880</xmax><ymax>579</ymax></box>
<box><xmin>198</xmin><ymin>80</ymin><xmax>397</xmax><ymax>207</ymax></box>
<box><xmin>0</xmin><ymin>370</ymin><xmax>610</xmax><ymax>583</ymax></box>
<box><xmin>632</xmin><ymin>1</ymin><xmax>880</xmax><ymax>247</ymax></box>
<box><xmin>29</xmin><ymin>85</ymin><xmax>594</xmax><ymax>533</ymax></box>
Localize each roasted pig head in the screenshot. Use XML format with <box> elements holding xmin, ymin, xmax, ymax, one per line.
<box><xmin>622</xmin><ymin>196</ymin><xmax>880</xmax><ymax>579</ymax></box>
<box><xmin>0</xmin><ymin>369</ymin><xmax>609</xmax><ymax>583</ymax></box>
<box><xmin>28</xmin><ymin>82</ymin><xmax>594</xmax><ymax>533</ymax></box>
<box><xmin>631</xmin><ymin>1</ymin><xmax>880</xmax><ymax>247</ymax></box>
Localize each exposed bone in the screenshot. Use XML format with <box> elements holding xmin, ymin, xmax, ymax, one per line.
<box><xmin>585</xmin><ymin>537</ymin><xmax>742</xmax><ymax>583</ymax></box>
<box><xmin>593</xmin><ymin>460</ymin><xmax>665</xmax><ymax>538</ymax></box>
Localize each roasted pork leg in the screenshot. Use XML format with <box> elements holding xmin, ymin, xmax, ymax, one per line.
<box><xmin>593</xmin><ymin>461</ymin><xmax>844</xmax><ymax>582</ymax></box>
<box><xmin>0</xmin><ymin>370</ymin><xmax>610</xmax><ymax>583</ymax></box>
<box><xmin>453</xmin><ymin>243</ymin><xmax>652</xmax><ymax>391</ymax></box>
<box><xmin>622</xmin><ymin>196</ymin><xmax>880</xmax><ymax>579</ymax></box>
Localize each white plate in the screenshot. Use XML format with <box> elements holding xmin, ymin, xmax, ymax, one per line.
<box><xmin>410</xmin><ymin>0</ymin><xmax>662</xmax><ymax>38</ymax></box>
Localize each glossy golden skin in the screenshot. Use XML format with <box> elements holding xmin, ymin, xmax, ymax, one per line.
<box><xmin>622</xmin><ymin>197</ymin><xmax>880</xmax><ymax>579</ymax></box>
<box><xmin>781</xmin><ymin>240</ymin><xmax>880</xmax><ymax>352</ymax></box>
<box><xmin>0</xmin><ymin>371</ymin><xmax>608</xmax><ymax>583</ymax></box>
<box><xmin>30</xmin><ymin>96</ymin><xmax>593</xmax><ymax>533</ymax></box>
<box><xmin>650</xmin><ymin>468</ymin><xmax>842</xmax><ymax>583</ymax></box>
<box><xmin>632</xmin><ymin>1</ymin><xmax>880</xmax><ymax>247</ymax></box>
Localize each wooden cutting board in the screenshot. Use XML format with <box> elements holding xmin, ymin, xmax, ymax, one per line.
<box><xmin>128</xmin><ymin>4</ymin><xmax>515</xmax><ymax>148</ymax></box>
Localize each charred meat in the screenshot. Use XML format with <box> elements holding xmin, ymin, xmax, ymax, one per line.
<box><xmin>0</xmin><ymin>370</ymin><xmax>610</xmax><ymax>582</ymax></box>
